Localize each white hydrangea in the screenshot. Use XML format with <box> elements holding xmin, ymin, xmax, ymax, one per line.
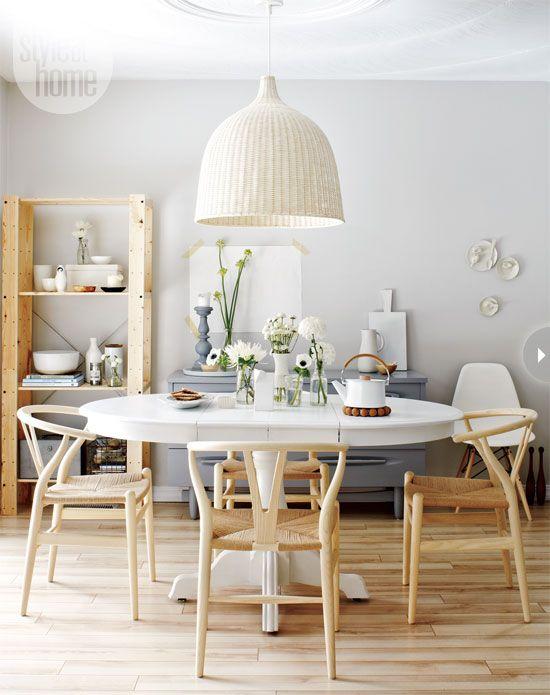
<box><xmin>316</xmin><ymin>341</ymin><xmax>336</xmax><ymax>366</ymax></box>
<box><xmin>298</xmin><ymin>316</ymin><xmax>326</xmax><ymax>340</ymax></box>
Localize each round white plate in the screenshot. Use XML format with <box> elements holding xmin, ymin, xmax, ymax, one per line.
<box><xmin>466</xmin><ymin>239</ymin><xmax>498</xmax><ymax>271</ymax></box>
<box><xmin>479</xmin><ymin>296</ymin><xmax>500</xmax><ymax>317</ymax></box>
<box><xmin>496</xmin><ymin>256</ymin><xmax>519</xmax><ymax>280</ymax></box>
<box><xmin>182</xmin><ymin>368</ymin><xmax>236</xmax><ymax>378</ymax></box>
<box><xmin>159</xmin><ymin>394</ymin><xmax>210</xmax><ymax>410</ymax></box>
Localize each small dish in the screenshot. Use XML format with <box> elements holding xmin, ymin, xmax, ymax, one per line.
<box><xmin>41</xmin><ymin>278</ymin><xmax>56</xmax><ymax>292</ymax></box>
<box><xmin>376</xmin><ymin>362</ymin><xmax>397</xmax><ymax>375</ymax></box>
<box><xmin>91</xmin><ymin>256</ymin><xmax>112</xmax><ymax>264</ymax></box>
<box><xmin>466</xmin><ymin>239</ymin><xmax>498</xmax><ymax>271</ymax></box>
<box><xmin>496</xmin><ymin>256</ymin><xmax>519</xmax><ymax>280</ymax></box>
<box><xmin>159</xmin><ymin>393</ymin><xmax>209</xmax><ymax>410</ymax></box>
<box><xmin>479</xmin><ymin>296</ymin><xmax>500</xmax><ymax>317</ymax></box>
<box><xmin>101</xmin><ymin>286</ymin><xmax>127</xmax><ymax>293</ymax></box>
<box><xmin>73</xmin><ymin>285</ymin><xmax>96</xmax><ymax>292</ymax></box>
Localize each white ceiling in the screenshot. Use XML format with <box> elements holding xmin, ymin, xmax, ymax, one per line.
<box><xmin>0</xmin><ymin>0</ymin><xmax>548</xmax><ymax>82</ymax></box>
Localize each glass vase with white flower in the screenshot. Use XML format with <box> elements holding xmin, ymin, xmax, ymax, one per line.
<box><xmin>102</xmin><ymin>353</ymin><xmax>123</xmax><ymax>387</ymax></box>
<box><xmin>72</xmin><ymin>220</ymin><xmax>92</xmax><ymax>264</ymax></box>
<box><xmin>212</xmin><ymin>240</ymin><xmax>252</xmax><ymax>348</ymax></box>
<box><xmin>262</xmin><ymin>313</ymin><xmax>298</xmax><ymax>404</ymax></box>
<box><xmin>298</xmin><ymin>316</ymin><xmax>335</xmax><ymax>406</ymax></box>
<box><xmin>225</xmin><ymin>340</ymin><xmax>267</xmax><ymax>405</ymax></box>
<box><xmin>287</xmin><ymin>354</ymin><xmax>311</xmax><ymax>407</ymax></box>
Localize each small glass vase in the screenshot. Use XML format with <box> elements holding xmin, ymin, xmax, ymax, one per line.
<box><xmin>310</xmin><ymin>367</ymin><xmax>328</xmax><ymax>406</ymax></box>
<box><xmin>77</xmin><ymin>238</ymin><xmax>91</xmax><ymax>265</ymax></box>
<box><xmin>272</xmin><ymin>352</ymin><xmax>289</xmax><ymax>406</ymax></box>
<box><xmin>109</xmin><ymin>368</ymin><xmax>123</xmax><ymax>388</ymax></box>
<box><xmin>286</xmin><ymin>373</ymin><xmax>303</xmax><ymax>407</ymax></box>
<box><xmin>236</xmin><ymin>363</ymin><xmax>255</xmax><ymax>405</ymax></box>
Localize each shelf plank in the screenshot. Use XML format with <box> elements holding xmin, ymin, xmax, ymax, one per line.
<box><xmin>19</xmin><ymin>198</ymin><xmax>129</xmax><ymax>206</ymax></box>
<box><xmin>19</xmin><ymin>382</ymin><xmax>127</xmax><ymax>392</ymax></box>
<box><xmin>19</xmin><ymin>291</ymin><xmax>129</xmax><ymax>296</ymax></box>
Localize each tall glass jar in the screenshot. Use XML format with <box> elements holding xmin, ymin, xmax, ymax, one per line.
<box><xmin>236</xmin><ymin>363</ymin><xmax>255</xmax><ymax>405</ymax></box>
<box><xmin>310</xmin><ymin>366</ymin><xmax>328</xmax><ymax>406</ymax></box>
<box><xmin>77</xmin><ymin>237</ymin><xmax>91</xmax><ymax>264</ymax></box>
<box><xmin>286</xmin><ymin>373</ymin><xmax>304</xmax><ymax>407</ymax></box>
<box><xmin>272</xmin><ymin>352</ymin><xmax>289</xmax><ymax>406</ymax></box>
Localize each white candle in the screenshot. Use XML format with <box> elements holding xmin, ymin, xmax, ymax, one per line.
<box><xmin>197</xmin><ymin>292</ymin><xmax>211</xmax><ymax>307</ymax></box>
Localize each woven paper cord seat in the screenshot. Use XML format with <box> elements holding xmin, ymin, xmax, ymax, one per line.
<box><xmin>222</xmin><ymin>460</ymin><xmax>323</xmax><ymax>482</ymax></box>
<box><xmin>211</xmin><ymin>508</ymin><xmax>322</xmax><ymax>551</ymax></box>
<box><xmin>45</xmin><ymin>472</ymin><xmax>149</xmax><ymax>505</ymax></box>
<box><xmin>405</xmin><ymin>475</ymin><xmax>508</xmax><ymax>509</ymax></box>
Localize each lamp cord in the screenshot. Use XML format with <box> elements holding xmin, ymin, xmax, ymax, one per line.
<box><xmin>266</xmin><ymin>2</ymin><xmax>271</xmax><ymax>75</ymax></box>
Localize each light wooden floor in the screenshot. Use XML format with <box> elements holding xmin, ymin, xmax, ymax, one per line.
<box><xmin>0</xmin><ymin>502</ymin><xmax>549</xmax><ymax>694</ymax></box>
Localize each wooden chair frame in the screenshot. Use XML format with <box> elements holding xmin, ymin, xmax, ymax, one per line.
<box><xmin>404</xmin><ymin>408</ymin><xmax>537</xmax><ymax>625</ymax></box>
<box><xmin>17</xmin><ymin>405</ymin><xmax>156</xmax><ymax>620</ymax></box>
<box><xmin>213</xmin><ymin>451</ymin><xmax>330</xmax><ymax>511</ymax></box>
<box><xmin>188</xmin><ymin>440</ymin><xmax>347</xmax><ymax>680</ymax></box>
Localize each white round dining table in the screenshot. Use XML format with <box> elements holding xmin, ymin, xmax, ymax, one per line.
<box><xmin>80</xmin><ymin>394</ymin><xmax>462</xmax><ymax>632</ymax></box>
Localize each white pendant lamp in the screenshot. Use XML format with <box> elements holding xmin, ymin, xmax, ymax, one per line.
<box><xmin>195</xmin><ymin>0</ymin><xmax>344</xmax><ymax>228</ymax></box>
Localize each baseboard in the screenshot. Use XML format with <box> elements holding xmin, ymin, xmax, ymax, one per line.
<box><xmin>153</xmin><ymin>486</ymin><xmax>184</xmax><ymax>502</ymax></box>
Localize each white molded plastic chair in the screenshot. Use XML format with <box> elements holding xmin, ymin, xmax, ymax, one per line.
<box><xmin>452</xmin><ymin>363</ymin><xmax>535</xmax><ymax>519</ymax></box>
<box><xmin>17</xmin><ymin>405</ymin><xmax>156</xmax><ymax>619</ymax></box>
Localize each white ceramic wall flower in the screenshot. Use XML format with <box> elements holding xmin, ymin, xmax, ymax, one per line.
<box><xmin>298</xmin><ymin>316</ymin><xmax>326</xmax><ymax>340</ymax></box>
<box><xmin>225</xmin><ymin>340</ymin><xmax>267</xmax><ymax>366</ymax></box>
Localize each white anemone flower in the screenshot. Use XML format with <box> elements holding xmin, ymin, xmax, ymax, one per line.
<box><xmin>295</xmin><ymin>354</ymin><xmax>312</xmax><ymax>370</ymax></box>
<box><xmin>225</xmin><ymin>340</ymin><xmax>267</xmax><ymax>366</ymax></box>
<box><xmin>206</xmin><ymin>349</ymin><xmax>221</xmax><ymax>366</ymax></box>
<box><xmin>298</xmin><ymin>316</ymin><xmax>326</xmax><ymax>340</ymax></box>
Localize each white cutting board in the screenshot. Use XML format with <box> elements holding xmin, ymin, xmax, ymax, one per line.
<box><xmin>368</xmin><ymin>311</ymin><xmax>407</xmax><ymax>371</ymax></box>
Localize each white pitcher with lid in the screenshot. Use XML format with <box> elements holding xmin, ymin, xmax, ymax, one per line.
<box><xmin>357</xmin><ymin>329</ymin><xmax>384</xmax><ymax>372</ymax></box>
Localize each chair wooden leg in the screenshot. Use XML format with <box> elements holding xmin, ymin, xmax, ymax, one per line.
<box><xmin>143</xmin><ymin>469</ymin><xmax>156</xmax><ymax>582</ymax></box>
<box><xmin>320</xmin><ymin>546</ymin><xmax>336</xmax><ymax>679</ymax></box>
<box><xmin>47</xmin><ymin>504</ymin><xmax>64</xmax><ymax>583</ymax></box>
<box><xmin>226</xmin><ymin>480</ymin><xmax>235</xmax><ymax>510</ymax></box>
<box><xmin>507</xmin><ymin>450</ymin><xmax>532</xmax><ymax>521</ymax></box>
<box><xmin>195</xmin><ymin>532</ymin><xmax>212</xmax><ymax>678</ymax></box>
<box><xmin>125</xmin><ymin>490</ymin><xmax>139</xmax><ymax>620</ymax></box>
<box><xmin>407</xmin><ymin>493</ymin><xmax>423</xmax><ymax>625</ymax></box>
<box><xmin>213</xmin><ymin>464</ymin><xmax>223</xmax><ymax>509</ymax></box>
<box><xmin>310</xmin><ymin>480</ymin><xmax>320</xmax><ymax>510</ymax></box>
<box><xmin>495</xmin><ymin>508</ymin><xmax>513</xmax><ymax>588</ymax></box>
<box><xmin>21</xmin><ymin>498</ymin><xmax>44</xmax><ymax>616</ymax></box>
<box><xmin>332</xmin><ymin>506</ymin><xmax>340</xmax><ymax>632</ymax></box>
<box><xmin>508</xmin><ymin>503</ymin><xmax>531</xmax><ymax>622</ymax></box>
<box><xmin>455</xmin><ymin>448</ymin><xmax>475</xmax><ymax>513</ymax></box>
<box><xmin>320</xmin><ymin>463</ymin><xmax>329</xmax><ymax>503</ymax></box>
<box><xmin>402</xmin><ymin>503</ymin><xmax>411</xmax><ymax>586</ymax></box>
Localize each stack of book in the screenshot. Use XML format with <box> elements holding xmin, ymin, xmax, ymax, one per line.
<box><xmin>22</xmin><ymin>372</ymin><xmax>85</xmax><ymax>388</ymax></box>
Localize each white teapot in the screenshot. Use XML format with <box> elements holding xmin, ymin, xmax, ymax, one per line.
<box><xmin>333</xmin><ymin>353</ymin><xmax>391</xmax><ymax>409</ymax></box>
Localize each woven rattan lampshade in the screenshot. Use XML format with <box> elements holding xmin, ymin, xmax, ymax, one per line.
<box><xmin>195</xmin><ymin>75</ymin><xmax>344</xmax><ymax>228</ymax></box>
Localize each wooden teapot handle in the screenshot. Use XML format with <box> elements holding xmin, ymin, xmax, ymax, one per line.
<box><xmin>340</xmin><ymin>353</ymin><xmax>391</xmax><ymax>385</ymax></box>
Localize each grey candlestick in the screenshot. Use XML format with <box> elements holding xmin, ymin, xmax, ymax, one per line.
<box><xmin>193</xmin><ymin>305</ymin><xmax>213</xmax><ymax>369</ymax></box>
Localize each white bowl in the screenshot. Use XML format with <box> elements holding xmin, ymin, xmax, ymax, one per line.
<box><xmin>91</xmin><ymin>256</ymin><xmax>112</xmax><ymax>264</ymax></box>
<box><xmin>33</xmin><ymin>350</ymin><xmax>80</xmax><ymax>374</ymax></box>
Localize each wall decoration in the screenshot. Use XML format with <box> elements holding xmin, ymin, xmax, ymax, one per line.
<box><xmin>466</xmin><ymin>239</ymin><xmax>498</xmax><ymax>271</ymax></box>
<box><xmin>479</xmin><ymin>295</ymin><xmax>500</xmax><ymax>317</ymax></box>
<box><xmin>496</xmin><ymin>256</ymin><xmax>520</xmax><ymax>280</ymax></box>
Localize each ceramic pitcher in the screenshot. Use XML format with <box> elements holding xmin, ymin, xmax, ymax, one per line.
<box><xmin>358</xmin><ymin>329</ymin><xmax>384</xmax><ymax>372</ymax></box>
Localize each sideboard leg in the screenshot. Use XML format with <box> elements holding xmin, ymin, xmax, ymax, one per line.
<box><xmin>393</xmin><ymin>486</ymin><xmax>404</xmax><ymax>520</ymax></box>
<box><xmin>188</xmin><ymin>488</ymin><xmax>199</xmax><ymax>520</ymax></box>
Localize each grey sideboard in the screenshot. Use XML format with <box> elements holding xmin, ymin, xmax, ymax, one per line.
<box><xmin>166</xmin><ymin>368</ymin><xmax>428</xmax><ymax>520</ymax></box>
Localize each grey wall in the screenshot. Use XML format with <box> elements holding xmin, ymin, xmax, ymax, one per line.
<box><xmin>4</xmin><ymin>79</ymin><xmax>549</xmax><ymax>487</ymax></box>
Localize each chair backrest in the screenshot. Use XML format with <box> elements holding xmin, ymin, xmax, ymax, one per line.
<box><xmin>187</xmin><ymin>441</ymin><xmax>347</xmax><ymax>549</ymax></box>
<box><xmin>17</xmin><ymin>405</ymin><xmax>96</xmax><ymax>490</ymax></box>
<box><xmin>453</xmin><ymin>408</ymin><xmax>537</xmax><ymax>504</ymax></box>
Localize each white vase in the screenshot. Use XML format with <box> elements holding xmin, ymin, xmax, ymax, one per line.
<box><xmin>85</xmin><ymin>337</ymin><xmax>103</xmax><ymax>384</ymax></box>
<box><xmin>357</xmin><ymin>329</ymin><xmax>384</xmax><ymax>372</ymax></box>
<box><xmin>54</xmin><ymin>265</ymin><xmax>67</xmax><ymax>293</ymax></box>
<box><xmin>33</xmin><ymin>265</ymin><xmax>53</xmax><ymax>291</ymax></box>
<box><xmin>272</xmin><ymin>352</ymin><xmax>289</xmax><ymax>405</ymax></box>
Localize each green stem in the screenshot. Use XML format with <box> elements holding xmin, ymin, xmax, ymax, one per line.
<box><xmin>228</xmin><ymin>263</ymin><xmax>245</xmax><ymax>328</ymax></box>
<box><xmin>218</xmin><ymin>244</ymin><xmax>230</xmax><ymax>329</ymax></box>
